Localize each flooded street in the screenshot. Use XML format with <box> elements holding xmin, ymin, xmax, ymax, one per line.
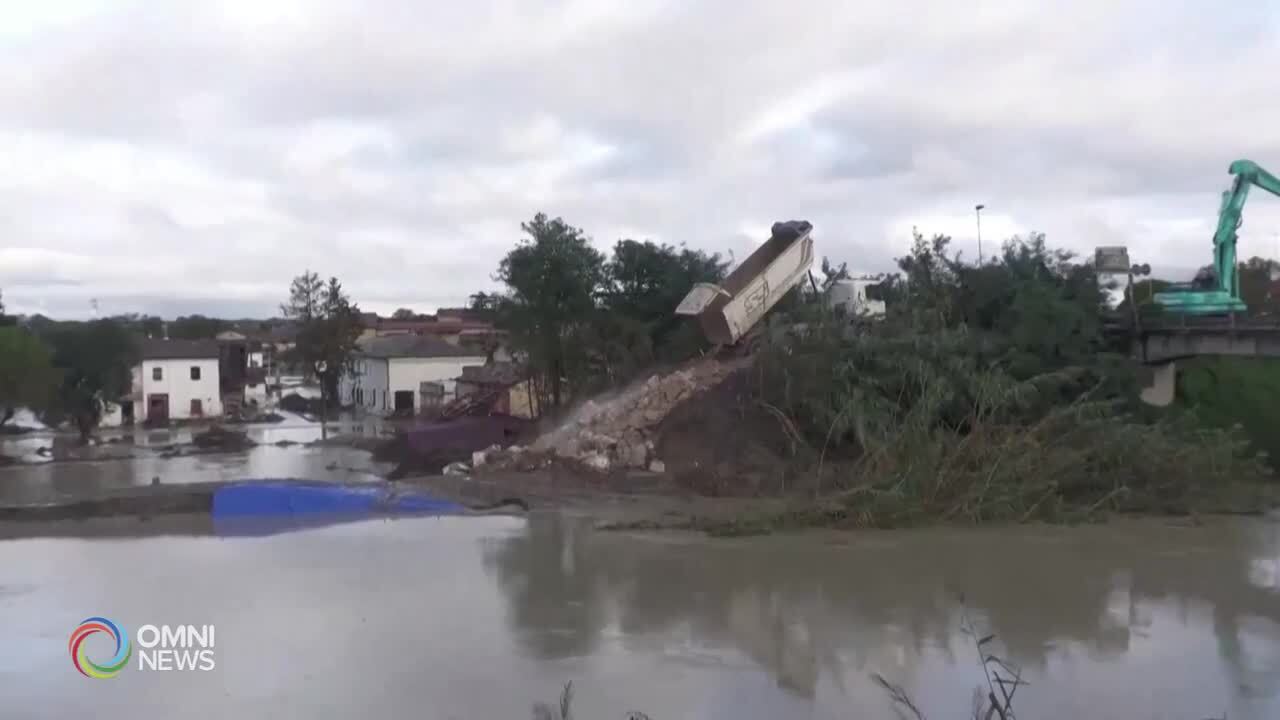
<box><xmin>2</xmin><ymin>513</ymin><xmax>1278</xmax><ymax>719</ymax></box>
<box><xmin>0</xmin><ymin>417</ymin><xmax>394</xmax><ymax>505</ymax></box>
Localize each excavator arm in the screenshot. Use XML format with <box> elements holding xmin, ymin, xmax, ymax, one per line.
<box><xmin>1155</xmin><ymin>159</ymin><xmax>1280</xmax><ymax>315</ymax></box>
<box><xmin>1215</xmin><ymin>160</ymin><xmax>1280</xmax><ymax>299</ymax></box>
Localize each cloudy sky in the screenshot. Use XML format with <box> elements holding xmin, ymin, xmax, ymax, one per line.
<box><xmin>3</xmin><ymin>0</ymin><xmax>1280</xmax><ymax>319</ymax></box>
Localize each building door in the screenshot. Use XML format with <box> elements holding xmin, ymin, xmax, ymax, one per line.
<box><xmin>393</xmin><ymin>390</ymin><xmax>414</xmax><ymax>414</ymax></box>
<box><xmin>147</xmin><ymin>394</ymin><xmax>169</xmax><ymax>424</ymax></box>
<box><xmin>190</xmin><ymin>399</ymin><xmax>203</xmax><ymax>417</ymax></box>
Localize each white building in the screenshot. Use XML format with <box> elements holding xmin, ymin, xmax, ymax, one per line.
<box><xmin>127</xmin><ymin>339</ymin><xmax>224</xmax><ymax>424</ymax></box>
<box><xmin>340</xmin><ymin>335</ymin><xmax>486</xmax><ymax>416</ymax></box>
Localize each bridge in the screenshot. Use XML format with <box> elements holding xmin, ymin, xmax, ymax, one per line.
<box><xmin>1105</xmin><ymin>313</ymin><xmax>1280</xmax><ymax>405</ymax></box>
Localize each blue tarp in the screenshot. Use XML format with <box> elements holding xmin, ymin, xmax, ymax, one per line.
<box><xmin>212</xmin><ymin>480</ymin><xmax>467</xmax><ymax>519</ymax></box>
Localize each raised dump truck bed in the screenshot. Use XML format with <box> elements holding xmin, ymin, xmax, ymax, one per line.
<box><xmin>676</xmin><ymin>220</ymin><xmax>816</xmax><ymax>345</ymax></box>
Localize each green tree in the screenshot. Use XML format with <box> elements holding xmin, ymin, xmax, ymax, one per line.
<box><xmin>495</xmin><ymin>213</ymin><xmax>606</xmax><ymax>408</ymax></box>
<box><xmin>45</xmin><ymin>320</ymin><xmax>139</xmax><ymax>441</ymax></box>
<box><xmin>0</xmin><ymin>289</ymin><xmax>14</xmax><ymax>327</ymax></box>
<box><xmin>169</xmin><ymin>315</ymin><xmax>227</xmax><ymax>339</ymax></box>
<box><xmin>1236</xmin><ymin>257</ymin><xmax>1280</xmax><ymax>316</ymax></box>
<box><xmin>390</xmin><ymin>308</ymin><xmax>417</xmax><ymax>320</ymax></box>
<box><xmin>0</xmin><ymin>327</ymin><xmax>58</xmax><ymax>426</ymax></box>
<box><xmin>109</xmin><ymin>313</ymin><xmax>165</xmax><ymax>338</ymax></box>
<box><xmin>281</xmin><ymin>272</ymin><xmax>362</xmax><ymax>400</ymax></box>
<box><xmin>467</xmin><ymin>292</ymin><xmax>501</xmax><ymax>321</ymax></box>
<box><xmin>591</xmin><ymin>239</ymin><xmax>728</xmax><ymax>374</ymax></box>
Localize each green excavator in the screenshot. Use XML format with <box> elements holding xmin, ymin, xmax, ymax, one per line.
<box><xmin>1154</xmin><ymin>159</ymin><xmax>1280</xmax><ymax>315</ymax></box>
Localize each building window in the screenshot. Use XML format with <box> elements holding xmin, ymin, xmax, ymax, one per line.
<box><xmin>190</xmin><ymin>366</ymin><xmax>201</xmax><ymax>381</ymax></box>
<box><xmin>356</xmin><ymin>388</ymin><xmax>363</xmax><ymax>405</ymax></box>
<box><xmin>152</xmin><ymin>367</ymin><xmax>162</xmax><ymax>381</ymax></box>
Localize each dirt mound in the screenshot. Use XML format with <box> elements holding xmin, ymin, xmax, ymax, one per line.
<box><xmin>526</xmin><ymin>357</ymin><xmax>747</xmax><ymax>471</ymax></box>
<box><xmin>655</xmin><ymin>368</ymin><xmax>800</xmax><ymax>496</ymax></box>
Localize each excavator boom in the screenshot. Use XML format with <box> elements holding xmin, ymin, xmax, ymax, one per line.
<box><xmin>1155</xmin><ymin>159</ymin><xmax>1280</xmax><ymax>315</ymax></box>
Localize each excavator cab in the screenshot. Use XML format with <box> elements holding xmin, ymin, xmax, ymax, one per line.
<box><xmin>1191</xmin><ymin>266</ymin><xmax>1218</xmax><ymax>291</ymax></box>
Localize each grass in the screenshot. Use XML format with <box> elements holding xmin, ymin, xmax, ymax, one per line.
<box><xmin>1178</xmin><ymin>356</ymin><xmax>1280</xmax><ymax>470</ymax></box>
<box><xmin>871</xmin><ymin>605</ymin><xmax>1026</xmax><ymax>720</ymax></box>
<box><xmin>528</xmin><ymin>681</ymin><xmax>652</xmax><ymax>720</ymax></box>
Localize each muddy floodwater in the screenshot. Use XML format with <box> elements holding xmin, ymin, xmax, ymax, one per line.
<box><xmin>0</xmin><ymin>418</ymin><xmax>393</xmax><ymax>505</ymax></box>
<box><xmin>1</xmin><ymin>513</ymin><xmax>1278</xmax><ymax>719</ymax></box>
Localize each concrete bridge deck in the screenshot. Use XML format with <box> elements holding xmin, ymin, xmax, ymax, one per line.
<box><xmin>1103</xmin><ymin>313</ymin><xmax>1280</xmax><ymax>404</ymax></box>
<box><xmin>1124</xmin><ymin>316</ymin><xmax>1280</xmax><ymax>363</ymax></box>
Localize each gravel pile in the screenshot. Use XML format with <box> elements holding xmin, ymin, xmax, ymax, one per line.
<box><xmin>498</xmin><ymin>357</ymin><xmax>742</xmax><ymax>472</ymax></box>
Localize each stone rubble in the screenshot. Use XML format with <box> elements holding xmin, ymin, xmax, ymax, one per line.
<box><xmin>487</xmin><ymin>357</ymin><xmax>742</xmax><ymax>472</ymax></box>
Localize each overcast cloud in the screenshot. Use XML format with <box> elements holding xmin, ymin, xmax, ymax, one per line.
<box><xmin>3</xmin><ymin>0</ymin><xmax>1280</xmax><ymax>318</ymax></box>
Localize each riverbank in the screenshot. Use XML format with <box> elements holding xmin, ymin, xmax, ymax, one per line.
<box><xmin>3</xmin><ymin>456</ymin><xmax>1276</xmax><ymax>543</ymax></box>
<box><xmin>0</xmin><ymin>467</ymin><xmax>790</xmax><ymax>538</ymax></box>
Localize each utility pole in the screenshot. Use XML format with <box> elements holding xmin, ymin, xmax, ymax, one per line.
<box><xmin>974</xmin><ymin>204</ymin><xmax>986</xmax><ymax>264</ymax></box>
<box><xmin>314</xmin><ymin>360</ymin><xmax>328</xmax><ymax>441</ymax></box>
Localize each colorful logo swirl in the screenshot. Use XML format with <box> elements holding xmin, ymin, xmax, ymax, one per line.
<box><xmin>69</xmin><ymin>617</ymin><xmax>132</xmax><ymax>679</ymax></box>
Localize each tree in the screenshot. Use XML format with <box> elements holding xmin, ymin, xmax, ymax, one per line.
<box><xmin>1236</xmin><ymin>257</ymin><xmax>1280</xmax><ymax>316</ymax></box>
<box><xmin>169</xmin><ymin>315</ymin><xmax>227</xmax><ymax>339</ymax></box>
<box><xmin>281</xmin><ymin>271</ymin><xmax>362</xmax><ymax>401</ymax></box>
<box><xmin>467</xmin><ymin>292</ymin><xmax>502</xmax><ymax>320</ymax></box>
<box><xmin>390</xmin><ymin>308</ymin><xmax>417</xmax><ymax>320</ymax></box>
<box><xmin>109</xmin><ymin>313</ymin><xmax>165</xmax><ymax>338</ymax></box>
<box><xmin>0</xmin><ymin>327</ymin><xmax>58</xmax><ymax>426</ymax></box>
<box><xmin>595</xmin><ymin>239</ymin><xmax>728</xmax><ymax>370</ymax></box>
<box><xmin>0</xmin><ymin>289</ymin><xmax>13</xmax><ymax>327</ymax></box>
<box><xmin>45</xmin><ymin>320</ymin><xmax>139</xmax><ymax>441</ymax></box>
<box><xmin>495</xmin><ymin>213</ymin><xmax>607</xmax><ymax>408</ymax></box>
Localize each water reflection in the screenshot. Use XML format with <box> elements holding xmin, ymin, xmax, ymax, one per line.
<box><xmin>0</xmin><ymin>446</ymin><xmax>391</xmax><ymax>504</ymax></box>
<box><xmin>484</xmin><ymin>516</ymin><xmax>1280</xmax><ymax>718</ymax></box>
<box><xmin>484</xmin><ymin>513</ymin><xmax>607</xmax><ymax>660</ymax></box>
<box><xmin>0</xmin><ymin>412</ymin><xmax>393</xmax><ymax>460</ymax></box>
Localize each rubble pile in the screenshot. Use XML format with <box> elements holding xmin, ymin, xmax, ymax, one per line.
<box><xmin>481</xmin><ymin>358</ymin><xmax>742</xmax><ymax>473</ymax></box>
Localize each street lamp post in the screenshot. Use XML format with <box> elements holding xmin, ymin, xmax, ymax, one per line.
<box><xmin>314</xmin><ymin>360</ymin><xmax>328</xmax><ymax>441</ymax></box>
<box><xmin>975</xmin><ymin>204</ymin><xmax>986</xmax><ymax>265</ymax></box>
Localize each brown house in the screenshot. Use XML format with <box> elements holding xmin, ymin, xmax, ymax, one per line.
<box><xmin>454</xmin><ymin>362</ymin><xmax>537</xmax><ymax>418</ymax></box>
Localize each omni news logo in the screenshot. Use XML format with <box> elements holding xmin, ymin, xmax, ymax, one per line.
<box><xmin>69</xmin><ymin>617</ymin><xmax>216</xmax><ymax>677</ymax></box>
<box><xmin>69</xmin><ymin>617</ymin><xmax>132</xmax><ymax>679</ymax></box>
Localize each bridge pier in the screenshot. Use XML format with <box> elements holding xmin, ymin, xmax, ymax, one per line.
<box><xmin>1139</xmin><ymin>361</ymin><xmax>1177</xmax><ymax>407</ymax></box>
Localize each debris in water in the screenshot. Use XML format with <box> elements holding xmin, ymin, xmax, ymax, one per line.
<box><xmin>442</xmin><ymin>461</ymin><xmax>471</xmax><ymax>476</ymax></box>
<box><xmin>192</xmin><ymin>426</ymin><xmax>256</xmax><ymax>451</ymax></box>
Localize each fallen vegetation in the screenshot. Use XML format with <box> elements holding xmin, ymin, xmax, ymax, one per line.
<box><xmin>712</xmin><ymin>232</ymin><xmax>1277</xmax><ymax>527</ymax></box>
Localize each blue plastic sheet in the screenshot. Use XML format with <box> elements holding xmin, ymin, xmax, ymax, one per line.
<box><xmin>212</xmin><ymin>480</ymin><xmax>467</xmax><ymax>519</ymax></box>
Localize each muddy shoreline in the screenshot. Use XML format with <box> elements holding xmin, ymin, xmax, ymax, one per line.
<box><xmin>0</xmin><ymin>465</ymin><xmax>804</xmax><ymax>538</ymax></box>
<box><xmin>4</xmin><ymin>422</ymin><xmax>1275</xmax><ymax>537</ymax></box>
<box><xmin>3</xmin><ymin>463</ymin><xmax>1275</xmax><ymax>542</ymax></box>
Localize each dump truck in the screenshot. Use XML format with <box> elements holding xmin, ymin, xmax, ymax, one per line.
<box><xmin>675</xmin><ymin>220</ymin><xmax>816</xmax><ymax>345</ymax></box>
